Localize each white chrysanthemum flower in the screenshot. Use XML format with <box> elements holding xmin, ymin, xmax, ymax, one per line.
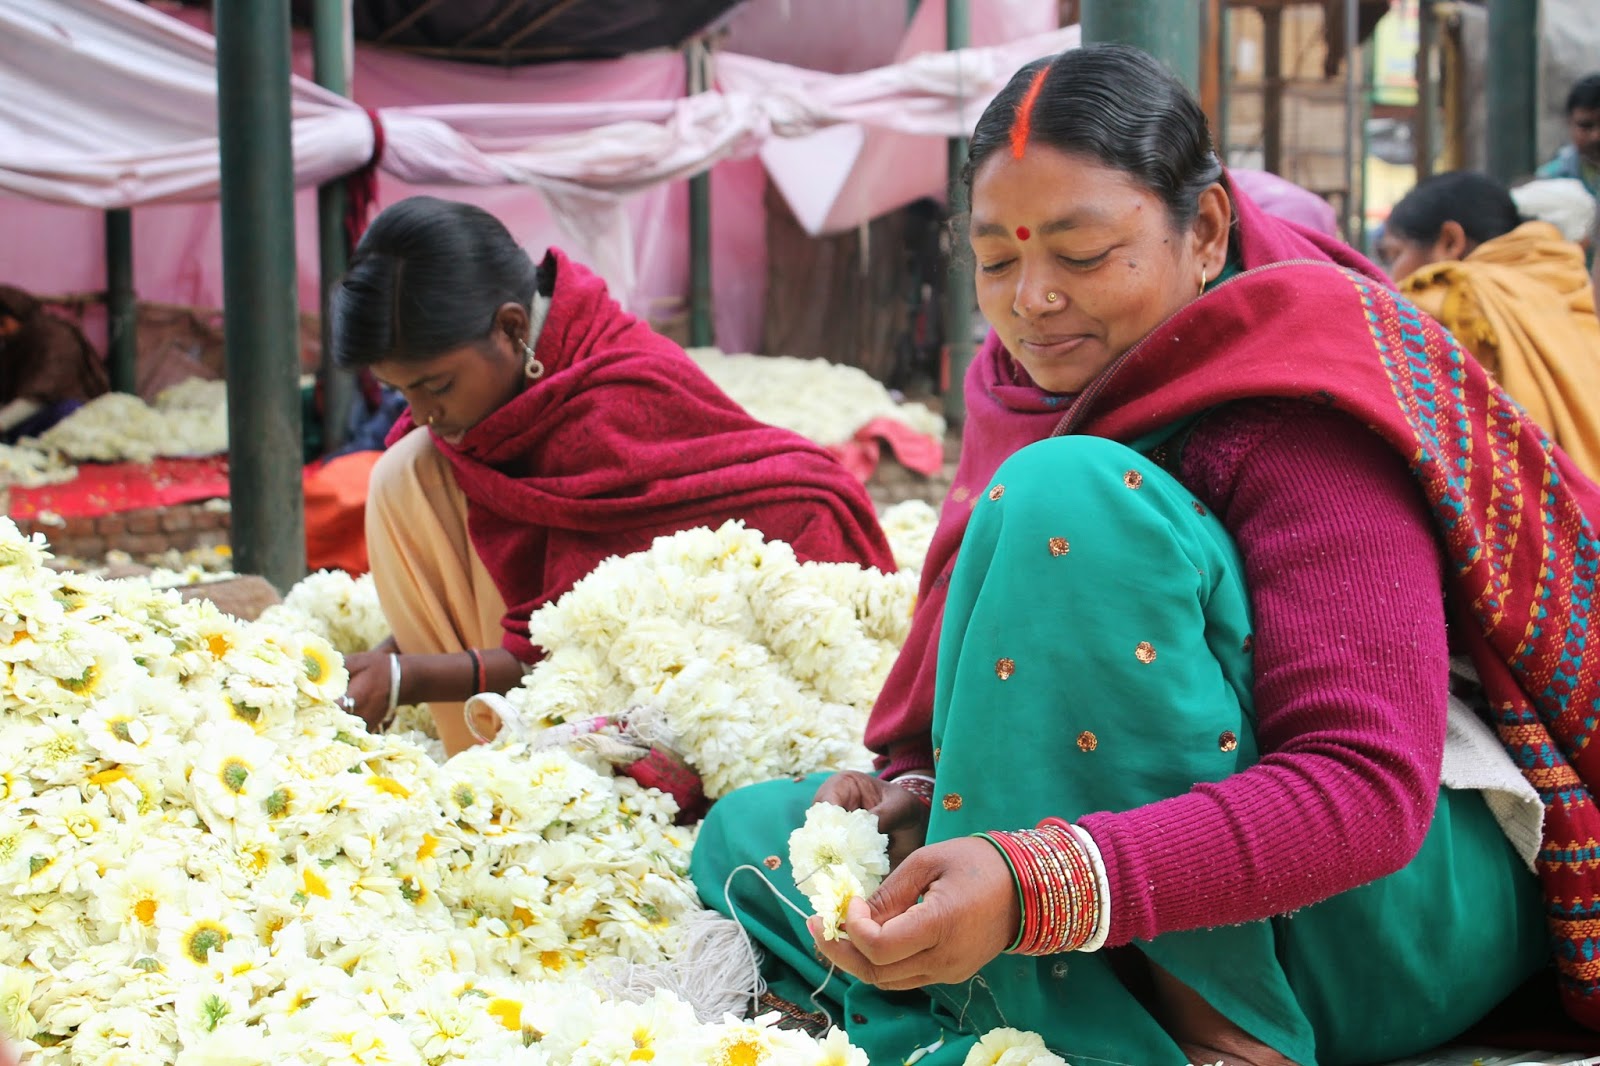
<box><xmin>79</xmin><ymin>688</ymin><xmax>179</xmax><ymax>766</ymax></box>
<box><xmin>90</xmin><ymin>853</ymin><xmax>191</xmax><ymax>942</ymax></box>
<box><xmin>156</xmin><ymin>891</ymin><xmax>250</xmax><ymax>972</ymax></box>
<box><xmin>187</xmin><ymin>721</ymin><xmax>277</xmax><ymax>828</ymax></box>
<box><xmin>806</xmin><ymin>1027</ymin><xmax>872</xmax><ymax>1066</ymax></box>
<box><xmin>65</xmin><ymin>1002</ymin><xmax>177</xmax><ymax>1064</ymax></box>
<box><xmin>963</xmin><ymin>1027</ymin><xmax>1070</xmax><ymax>1066</ymax></box>
<box><xmin>789</xmin><ymin>804</ymin><xmax>890</xmax><ymax>892</ymax></box>
<box><xmin>0</xmin><ymin>964</ymin><xmax>38</xmax><ymax>1047</ymax></box>
<box><xmin>275</xmin><ymin>995</ymin><xmax>424</xmax><ymax>1066</ymax></box>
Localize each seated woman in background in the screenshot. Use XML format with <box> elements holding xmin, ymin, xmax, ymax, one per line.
<box><xmin>333</xmin><ymin>197</ymin><xmax>894</xmax><ymax>754</ymax></box>
<box><xmin>1378</xmin><ymin>170</ymin><xmax>1600</xmax><ymax>480</ymax></box>
<box><xmin>0</xmin><ymin>285</ymin><xmax>108</xmax><ymax>443</ymax></box>
<box><xmin>692</xmin><ymin>45</ymin><xmax>1598</xmax><ymax>1066</ymax></box>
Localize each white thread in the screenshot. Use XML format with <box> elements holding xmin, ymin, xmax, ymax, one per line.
<box><xmin>723</xmin><ymin>863</ymin><xmax>840</xmax><ymax>1029</ymax></box>
<box><xmin>587</xmin><ymin>908</ymin><xmax>762</xmax><ymax>1023</ymax></box>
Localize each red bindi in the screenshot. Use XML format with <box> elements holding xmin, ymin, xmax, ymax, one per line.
<box><xmin>1015</xmin><ymin>226</ymin><xmax>1031</xmax><ymax>241</ymax></box>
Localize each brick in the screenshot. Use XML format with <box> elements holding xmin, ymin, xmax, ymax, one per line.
<box><xmin>119</xmin><ymin>532</ymin><xmax>170</xmax><ymax>556</ymax></box>
<box><xmin>160</xmin><ymin>508</ymin><xmax>196</xmax><ymax>534</ymax></box>
<box><xmin>61</xmin><ymin>515</ymin><xmax>96</xmax><ymax>538</ymax></box>
<box><xmin>125</xmin><ymin>511</ymin><xmax>160</xmax><ymax>534</ymax></box>
<box><xmin>96</xmin><ymin>514</ymin><xmax>126</xmax><ymax>537</ymax></box>
<box><xmin>69</xmin><ymin>535</ymin><xmax>107</xmax><ymax>558</ymax></box>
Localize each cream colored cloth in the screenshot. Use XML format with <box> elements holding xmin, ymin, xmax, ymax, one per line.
<box><xmin>366</xmin><ymin>426</ymin><xmax>507</xmax><ymax>754</ymax></box>
<box><xmin>1402</xmin><ymin>221</ymin><xmax>1600</xmax><ymax>482</ymax></box>
<box><xmin>1443</xmin><ymin>656</ymin><xmax>1544</xmax><ymax>872</ymax></box>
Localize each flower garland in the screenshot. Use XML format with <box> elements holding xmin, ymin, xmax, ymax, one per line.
<box><xmin>0</xmin><ymin>519</ymin><xmax>872</xmax><ymax>1064</ymax></box>
<box><xmin>878</xmin><ymin>500</ymin><xmax>937</xmax><ymax>572</ymax></box>
<box><xmin>685</xmin><ymin>349</ymin><xmax>945</xmax><ymax>448</ymax></box>
<box><xmin>498</xmin><ymin>521</ymin><xmax>919</xmax><ymax>799</ymax></box>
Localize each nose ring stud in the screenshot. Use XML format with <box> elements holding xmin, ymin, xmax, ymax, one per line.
<box><xmin>1045</xmin><ymin>291</ymin><xmax>1060</xmax><ymax>303</ymax></box>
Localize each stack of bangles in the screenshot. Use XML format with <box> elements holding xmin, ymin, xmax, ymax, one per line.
<box><xmin>977</xmin><ymin>818</ymin><xmax>1104</xmax><ymax>955</ymax></box>
<box><xmin>890</xmin><ymin>772</ymin><xmax>936</xmax><ymax>806</ymax></box>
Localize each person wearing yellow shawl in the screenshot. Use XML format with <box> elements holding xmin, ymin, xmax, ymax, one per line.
<box><xmin>1377</xmin><ymin>170</ymin><xmax>1600</xmax><ymax>479</ymax></box>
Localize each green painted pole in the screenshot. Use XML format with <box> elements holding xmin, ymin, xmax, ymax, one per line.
<box><xmin>1485</xmin><ymin>0</ymin><xmax>1539</xmax><ymax>183</ymax></box>
<box><xmin>314</xmin><ymin>0</ymin><xmax>355</xmax><ymax>454</ymax></box>
<box><xmin>943</xmin><ymin>0</ymin><xmax>974</xmax><ymax>425</ymax></box>
<box><xmin>687</xmin><ymin>43</ymin><xmax>714</xmax><ymax>349</ymax></box>
<box><xmin>216</xmin><ymin>0</ymin><xmax>306</xmax><ymax>591</ymax></box>
<box><xmin>104</xmin><ymin>209</ymin><xmax>138</xmax><ymax>395</ymax></box>
<box><xmin>1081</xmin><ymin>0</ymin><xmax>1201</xmax><ymax>92</ymax></box>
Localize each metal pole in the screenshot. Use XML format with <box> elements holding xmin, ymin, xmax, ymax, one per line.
<box><xmin>943</xmin><ymin>0</ymin><xmax>974</xmax><ymax>425</ymax></box>
<box><xmin>1081</xmin><ymin>0</ymin><xmax>1201</xmax><ymax>92</ymax></box>
<box><xmin>216</xmin><ymin>0</ymin><xmax>306</xmax><ymax>591</ymax></box>
<box><xmin>1262</xmin><ymin>6</ymin><xmax>1283</xmax><ymax>175</ymax></box>
<box><xmin>1415</xmin><ymin>0</ymin><xmax>1437</xmax><ymax>180</ymax></box>
<box><xmin>1216</xmin><ymin>0</ymin><xmax>1233</xmax><ymax>160</ymax></box>
<box><xmin>687</xmin><ymin>41</ymin><xmax>714</xmax><ymax>349</ymax></box>
<box><xmin>1485</xmin><ymin>0</ymin><xmax>1538</xmax><ymax>183</ymax></box>
<box><xmin>104</xmin><ymin>210</ymin><xmax>138</xmax><ymax>395</ymax></box>
<box><xmin>314</xmin><ymin>0</ymin><xmax>354</xmax><ymax>455</ymax></box>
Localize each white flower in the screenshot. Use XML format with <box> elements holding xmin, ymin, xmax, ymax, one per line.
<box><xmin>90</xmin><ymin>855</ymin><xmax>192</xmax><ymax>943</ymax></box>
<box><xmin>789</xmin><ymin>804</ymin><xmax>889</xmax><ymax>895</ymax></box>
<box><xmin>963</xmin><ymin>1028</ymin><xmax>1070</xmax><ymax>1066</ymax></box>
<box><xmin>0</xmin><ymin>964</ymin><xmax>38</xmax><ymax>1045</ymax></box>
<box><xmin>187</xmin><ymin>721</ymin><xmax>277</xmax><ymax>828</ymax></box>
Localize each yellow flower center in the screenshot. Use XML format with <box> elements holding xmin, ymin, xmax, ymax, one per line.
<box><xmin>301</xmin><ymin>868</ymin><xmax>332</xmax><ymax>899</ymax></box>
<box><xmin>205</xmin><ymin>633</ymin><xmax>232</xmax><ymax>659</ymax></box>
<box><xmin>367</xmin><ymin>776</ymin><xmax>410</xmax><ymax>799</ymax></box>
<box><xmin>539</xmin><ymin>950</ymin><xmax>565</xmax><ymax>972</ymax></box>
<box><xmin>133</xmin><ymin>898</ymin><xmax>159</xmax><ymax>925</ymax></box>
<box><xmin>109</xmin><ymin>718</ymin><xmax>135</xmax><ymax>743</ymax></box>
<box><xmin>89</xmin><ymin>766</ymin><xmax>129</xmax><ymax>786</ymax></box>
<box><xmin>183</xmin><ymin>921</ymin><xmax>230</xmax><ymax>964</ymax></box>
<box><xmin>486</xmin><ymin>999</ymin><xmax>522</xmax><ymax>1032</ymax></box>
<box><xmin>719</xmin><ymin>1037</ymin><xmax>767</xmax><ymax>1066</ymax></box>
<box><xmin>416</xmin><ymin>834</ymin><xmax>439</xmax><ymax>861</ymax></box>
<box><xmin>303</xmin><ymin>649</ymin><xmax>331</xmax><ymax>684</ymax></box>
<box><xmin>219</xmin><ymin>758</ymin><xmax>250</xmax><ymax>794</ymax></box>
<box><xmin>58</xmin><ymin>663</ymin><xmax>100</xmax><ymax>694</ymax></box>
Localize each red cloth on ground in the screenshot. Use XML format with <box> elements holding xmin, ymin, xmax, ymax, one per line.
<box><xmin>7</xmin><ymin>457</ymin><xmax>229</xmax><ymax>520</ymax></box>
<box><xmin>868</xmin><ymin>172</ymin><xmax>1385</xmax><ymax>778</ymax></box>
<box><xmin>827</xmin><ymin>416</ymin><xmax>946</xmax><ymax>483</ymax></box>
<box><xmin>385</xmin><ymin>248</ymin><xmax>895</xmax><ymax>660</ymax></box>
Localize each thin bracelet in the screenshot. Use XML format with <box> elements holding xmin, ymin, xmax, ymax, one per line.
<box><xmin>889</xmin><ymin>772</ymin><xmax>936</xmax><ymax>807</ymax></box>
<box><xmin>465</xmin><ymin>648</ymin><xmax>486</xmax><ymax>695</ymax></box>
<box><xmin>379</xmin><ymin>652</ymin><xmax>402</xmax><ymax>731</ymax></box>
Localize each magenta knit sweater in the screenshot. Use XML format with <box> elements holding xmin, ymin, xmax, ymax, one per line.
<box><xmin>1075</xmin><ymin>399</ymin><xmax>1450</xmax><ymax>947</ymax></box>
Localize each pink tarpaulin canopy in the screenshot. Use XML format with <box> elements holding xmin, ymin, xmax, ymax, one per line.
<box><xmin>0</xmin><ymin>0</ymin><xmax>1064</xmax><ymax>353</ymax></box>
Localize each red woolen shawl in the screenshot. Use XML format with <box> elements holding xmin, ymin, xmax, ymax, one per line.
<box><xmin>386</xmin><ymin>248</ymin><xmax>895</xmax><ymax>660</ymax></box>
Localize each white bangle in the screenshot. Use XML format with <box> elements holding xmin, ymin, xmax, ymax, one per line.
<box><xmin>379</xmin><ymin>653</ymin><xmax>402</xmax><ymax>731</ymax></box>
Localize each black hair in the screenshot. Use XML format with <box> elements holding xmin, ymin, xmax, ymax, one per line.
<box><xmin>331</xmin><ymin>196</ymin><xmax>540</xmax><ymax>369</ymax></box>
<box><xmin>1566</xmin><ymin>73</ymin><xmax>1600</xmax><ymax>115</ymax></box>
<box><xmin>963</xmin><ymin>44</ymin><xmax>1223</xmax><ymax>231</ymax></box>
<box><xmin>1385</xmin><ymin>171</ymin><xmax>1522</xmax><ymax>246</ymax></box>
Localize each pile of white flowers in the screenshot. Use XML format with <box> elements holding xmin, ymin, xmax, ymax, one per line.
<box><xmin>0</xmin><ymin>444</ymin><xmax>76</xmax><ymax>491</ymax></box>
<box><xmin>686</xmin><ymin>349</ymin><xmax>945</xmax><ymax>449</ymax></box>
<box><xmin>788</xmin><ymin>805</ymin><xmax>888</xmax><ymax>942</ymax></box>
<box><xmin>877</xmin><ymin>500</ymin><xmax>938</xmax><ymax>572</ymax></box>
<box><xmin>499</xmin><ymin>521</ymin><xmax>919</xmax><ymax>799</ymax></box>
<box><xmin>32</xmin><ymin>379</ymin><xmax>228</xmax><ymax>462</ymax></box>
<box><xmin>0</xmin><ymin>519</ymin><xmax>881</xmax><ymax>1064</ymax></box>
<box><xmin>259</xmin><ymin>570</ymin><xmax>390</xmax><ymax>660</ymax></box>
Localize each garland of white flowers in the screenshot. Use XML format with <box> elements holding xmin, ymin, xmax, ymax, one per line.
<box><xmin>686</xmin><ymin>349</ymin><xmax>945</xmax><ymax>448</ymax></box>
<box><xmin>497</xmin><ymin>521</ymin><xmax>919</xmax><ymax>799</ymax></box>
<box><xmin>0</xmin><ymin>520</ymin><xmax>876</xmax><ymax>1065</ymax></box>
<box><xmin>788</xmin><ymin>804</ymin><xmax>889</xmax><ymax>942</ymax></box>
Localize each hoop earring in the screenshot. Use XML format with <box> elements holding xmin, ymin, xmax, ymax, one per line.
<box><xmin>522</xmin><ymin>340</ymin><xmax>544</xmax><ymax>382</ymax></box>
<box><xmin>1198</xmin><ymin>267</ymin><xmax>1209</xmax><ymax>296</ymax></box>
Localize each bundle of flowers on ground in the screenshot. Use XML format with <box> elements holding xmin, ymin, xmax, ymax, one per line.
<box><xmin>0</xmin><ymin>519</ymin><xmax>877</xmax><ymax>1064</ymax></box>
<box><xmin>685</xmin><ymin>349</ymin><xmax>945</xmax><ymax>448</ymax></box>
<box><xmin>0</xmin><ymin>444</ymin><xmax>76</xmax><ymax>490</ymax></box>
<box><xmin>31</xmin><ymin>378</ymin><xmax>227</xmax><ymax>462</ymax></box>
<box><xmin>498</xmin><ymin>521</ymin><xmax>919</xmax><ymax>799</ymax></box>
<box><xmin>877</xmin><ymin>500</ymin><xmax>938</xmax><ymax>572</ymax></box>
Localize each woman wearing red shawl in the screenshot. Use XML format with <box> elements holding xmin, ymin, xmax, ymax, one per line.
<box><xmin>693</xmin><ymin>45</ymin><xmax>1600</xmax><ymax>1065</ymax></box>
<box><xmin>331</xmin><ymin>197</ymin><xmax>893</xmax><ymax>755</ymax></box>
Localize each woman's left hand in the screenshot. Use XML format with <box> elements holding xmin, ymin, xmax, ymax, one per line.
<box><xmin>810</xmin><ymin>836</ymin><xmax>1019</xmax><ymax>991</ymax></box>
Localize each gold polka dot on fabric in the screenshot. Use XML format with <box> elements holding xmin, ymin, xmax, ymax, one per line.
<box><xmin>1193</xmin><ymin>501</ymin><xmax>1208</xmax><ymax>517</ymax></box>
<box><xmin>763</xmin><ymin>855</ymin><xmax>782</xmax><ymax>870</ymax></box>
<box><xmin>1134</xmin><ymin>641</ymin><xmax>1157</xmax><ymax>664</ymax></box>
<box><xmin>995</xmin><ymin>657</ymin><xmax>1016</xmax><ymax>680</ymax></box>
<box><xmin>988</xmin><ymin>484</ymin><xmax>1006</xmax><ymax>501</ymax></box>
<box><xmin>1047</xmin><ymin>536</ymin><xmax>1070</xmax><ymax>557</ymax></box>
<box><xmin>933</xmin><ymin>746</ymin><xmax>941</xmax><ymax>762</ymax></box>
<box><xmin>1218</xmin><ymin>731</ymin><xmax>1239</xmax><ymax>753</ymax></box>
<box><xmin>1123</xmin><ymin>470</ymin><xmax>1144</xmax><ymax>489</ymax></box>
<box><xmin>942</xmin><ymin>793</ymin><xmax>963</xmax><ymax>811</ymax></box>
<box><xmin>1076</xmin><ymin>730</ymin><xmax>1098</xmax><ymax>752</ymax></box>
<box><xmin>952</xmin><ymin>486</ymin><xmax>971</xmax><ymax>502</ymax></box>
<box><xmin>1242</xmin><ymin>634</ymin><xmax>1255</xmax><ymax>654</ymax></box>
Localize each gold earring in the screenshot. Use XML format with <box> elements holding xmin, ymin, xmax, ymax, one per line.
<box><xmin>427</xmin><ymin>414</ymin><xmax>437</xmax><ymax>427</ymax></box>
<box><xmin>1045</xmin><ymin>291</ymin><xmax>1059</xmax><ymax>303</ymax></box>
<box><xmin>1199</xmin><ymin>267</ymin><xmax>1208</xmax><ymax>295</ymax></box>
